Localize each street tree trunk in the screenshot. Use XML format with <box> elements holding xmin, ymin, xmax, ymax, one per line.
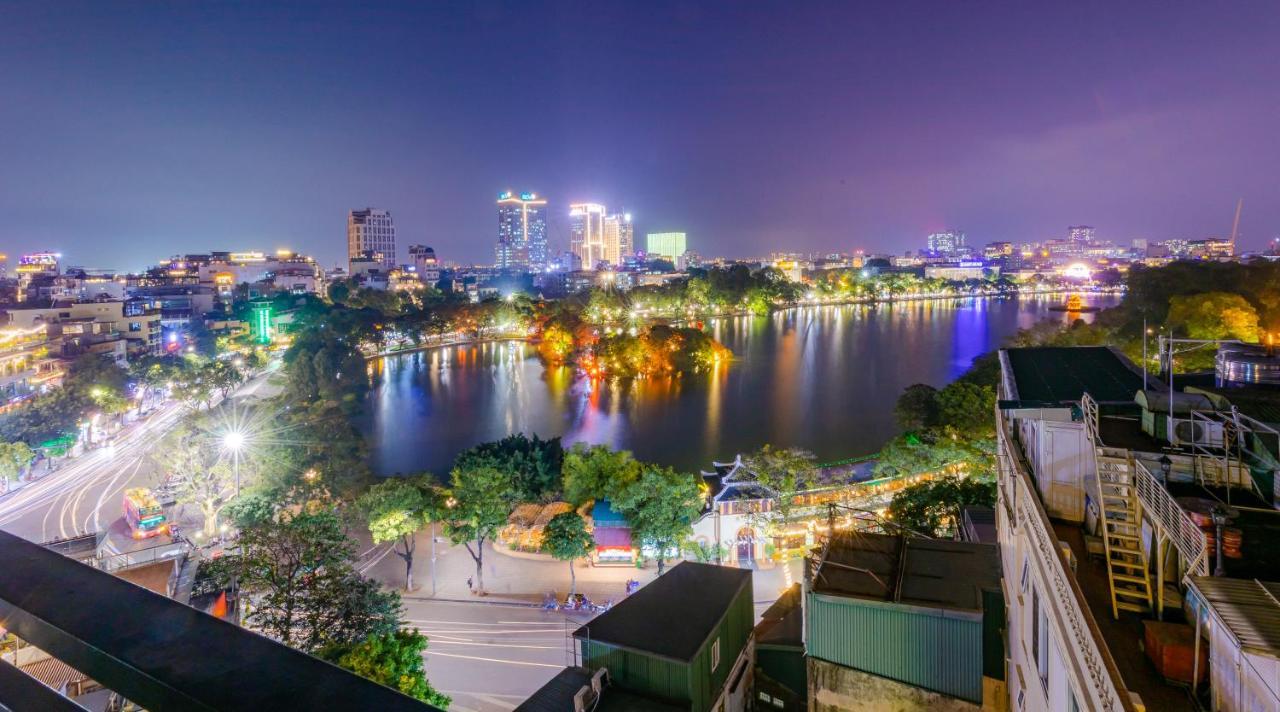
<box><xmin>202</xmin><ymin>500</ymin><xmax>218</xmax><ymax>538</ymax></box>
<box><xmin>465</xmin><ymin>537</ymin><xmax>486</xmax><ymax>594</ymax></box>
<box><xmin>569</xmin><ymin>558</ymin><xmax>577</xmax><ymax>598</ymax></box>
<box><xmin>398</xmin><ymin>533</ymin><xmax>416</xmax><ymax>592</ymax></box>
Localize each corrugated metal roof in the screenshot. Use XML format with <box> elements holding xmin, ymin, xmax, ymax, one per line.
<box><xmin>811</xmin><ymin>532</ymin><xmax>1002</xmax><ymax>612</ymax></box>
<box><xmin>1190</xmin><ymin>577</ymin><xmax>1280</xmax><ymax>658</ymax></box>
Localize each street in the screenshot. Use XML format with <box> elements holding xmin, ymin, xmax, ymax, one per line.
<box><xmin>0</xmin><ymin>403</ymin><xmax>185</xmax><ymax>542</ymax></box>
<box><xmin>403</xmin><ymin>599</ymin><xmax>591</xmax><ymax>712</ymax></box>
<box><xmin>0</xmin><ymin>367</ymin><xmax>279</xmax><ymax>543</ymax></box>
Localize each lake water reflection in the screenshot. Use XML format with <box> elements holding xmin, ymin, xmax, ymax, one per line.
<box><xmin>361</xmin><ymin>294</ymin><xmax>1119</xmax><ymax>475</ymax></box>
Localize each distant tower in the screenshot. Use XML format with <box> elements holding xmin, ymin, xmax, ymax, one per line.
<box><xmin>347</xmin><ymin>208</ymin><xmax>396</xmax><ymax>269</ymax></box>
<box><xmin>603</xmin><ymin>212</ymin><xmax>633</xmax><ymax>266</ymax></box>
<box><xmin>495</xmin><ymin>191</ymin><xmax>548</xmax><ymax>271</ymax></box>
<box><xmin>569</xmin><ymin>203</ymin><xmax>608</xmax><ymax>271</ymax></box>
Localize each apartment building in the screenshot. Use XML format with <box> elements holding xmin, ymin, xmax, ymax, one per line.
<box><xmin>995</xmin><ymin>346</ymin><xmax>1280</xmax><ymax>712</ymax></box>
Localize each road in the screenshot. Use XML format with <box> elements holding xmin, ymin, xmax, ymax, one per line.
<box><xmin>403</xmin><ymin>598</ymin><xmax>595</xmax><ymax>712</ymax></box>
<box><xmin>0</xmin><ymin>403</ymin><xmax>186</xmax><ymax>542</ymax></box>
<box><xmin>0</xmin><ymin>367</ymin><xmax>279</xmax><ymax>543</ymax></box>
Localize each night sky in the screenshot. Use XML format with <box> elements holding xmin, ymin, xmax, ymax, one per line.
<box><xmin>3</xmin><ymin>1</ymin><xmax>1278</xmax><ymax>270</ymax></box>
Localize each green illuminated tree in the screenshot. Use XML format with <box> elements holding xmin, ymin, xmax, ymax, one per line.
<box><xmin>443</xmin><ymin>464</ymin><xmax>517</xmax><ymax>594</ymax></box>
<box><xmin>358</xmin><ymin>477</ymin><xmax>436</xmax><ymax>591</ymax></box>
<box><xmin>0</xmin><ymin>441</ymin><xmax>34</xmax><ymax>492</ymax></box>
<box><xmin>561</xmin><ymin>443</ymin><xmax>641</xmax><ymax>506</ymax></box>
<box><xmin>229</xmin><ymin>507</ymin><xmax>401</xmax><ymax>653</ymax></box>
<box><xmin>1167</xmin><ymin>292</ymin><xmax>1260</xmax><ymax>342</ymax></box>
<box><xmin>326</xmin><ymin>630</ymin><xmax>450</xmax><ymax>708</ymax></box>
<box><xmin>895</xmin><ymin>383</ymin><xmax>940</xmax><ymax>432</ymax></box>
<box><xmin>887</xmin><ymin>475</ymin><xmax>996</xmax><ymax>537</ymax></box>
<box><xmin>742</xmin><ymin>445</ymin><xmax>815</xmax><ymax>524</ymax></box>
<box><xmin>613</xmin><ymin>465</ymin><xmax>702</xmax><ymax>574</ymax></box>
<box><xmin>540</xmin><ymin>511</ymin><xmax>594</xmax><ymax>598</ymax></box>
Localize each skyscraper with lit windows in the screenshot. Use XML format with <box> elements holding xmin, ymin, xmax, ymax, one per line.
<box><xmin>347</xmin><ymin>208</ymin><xmax>396</xmax><ymax>269</ymax></box>
<box><xmin>495</xmin><ymin>191</ymin><xmax>548</xmax><ymax>271</ymax></box>
<box><xmin>569</xmin><ymin>203</ymin><xmax>608</xmax><ymax>270</ymax></box>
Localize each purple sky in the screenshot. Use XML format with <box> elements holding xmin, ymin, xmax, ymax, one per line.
<box><xmin>2</xmin><ymin>1</ymin><xmax>1278</xmax><ymax>269</ymax></box>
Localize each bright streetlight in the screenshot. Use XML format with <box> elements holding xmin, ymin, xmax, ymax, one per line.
<box><xmin>223</xmin><ymin>431</ymin><xmax>247</xmax><ymax>497</ymax></box>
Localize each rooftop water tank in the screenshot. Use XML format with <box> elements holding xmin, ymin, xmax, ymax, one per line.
<box><xmin>1216</xmin><ymin>343</ymin><xmax>1280</xmax><ymax>387</ymax></box>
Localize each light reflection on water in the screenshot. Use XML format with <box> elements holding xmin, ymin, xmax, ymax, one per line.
<box><xmin>360</xmin><ymin>294</ymin><xmax>1119</xmax><ymax>476</ymax></box>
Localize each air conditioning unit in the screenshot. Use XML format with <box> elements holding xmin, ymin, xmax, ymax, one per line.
<box><xmin>1171</xmin><ymin>418</ymin><xmax>1225</xmax><ymax>448</ymax></box>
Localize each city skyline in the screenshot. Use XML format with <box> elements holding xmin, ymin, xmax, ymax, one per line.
<box><xmin>4</xmin><ymin>2</ymin><xmax>1280</xmax><ymax>269</ymax></box>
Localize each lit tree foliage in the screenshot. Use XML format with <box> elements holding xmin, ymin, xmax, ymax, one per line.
<box><xmin>443</xmin><ymin>463</ymin><xmax>518</xmax><ymax>594</ymax></box>
<box><xmin>1167</xmin><ymin>292</ymin><xmax>1260</xmax><ymax>342</ymax></box>
<box><xmin>540</xmin><ymin>511</ymin><xmax>594</xmax><ymax>597</ymax></box>
<box><xmin>612</xmin><ymin>465</ymin><xmax>702</xmax><ymax>574</ymax></box>
<box><xmin>358</xmin><ymin>477</ymin><xmax>436</xmax><ymax>591</ymax></box>
<box><xmin>326</xmin><ymin>630</ymin><xmax>450</xmax><ymax>709</ymax></box>
<box><xmin>887</xmin><ymin>476</ymin><xmax>996</xmax><ymax>537</ymax></box>
<box><xmin>225</xmin><ymin>507</ymin><xmax>402</xmax><ymax>653</ymax></box>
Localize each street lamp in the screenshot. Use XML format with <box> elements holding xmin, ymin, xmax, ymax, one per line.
<box><xmin>223</xmin><ymin>431</ymin><xmax>246</xmax><ymax>497</ymax></box>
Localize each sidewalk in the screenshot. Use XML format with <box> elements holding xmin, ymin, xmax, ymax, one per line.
<box><xmin>361</xmin><ymin>528</ymin><xmax>801</xmax><ymax>609</ymax></box>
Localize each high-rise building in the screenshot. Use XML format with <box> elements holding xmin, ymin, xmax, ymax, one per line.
<box><xmin>1067</xmin><ymin>225</ymin><xmax>1096</xmax><ymax>244</ymax></box>
<box><xmin>646</xmin><ymin>232</ymin><xmax>687</xmax><ymax>262</ymax></box>
<box><xmin>347</xmin><ymin>208</ymin><xmax>396</xmax><ymax>269</ymax></box>
<box><xmin>495</xmin><ymin>191</ymin><xmax>548</xmax><ymax>271</ymax></box>
<box><xmin>602</xmin><ymin>212</ymin><xmax>633</xmax><ymax>266</ymax></box>
<box><xmin>569</xmin><ymin>203</ymin><xmax>608</xmax><ymax>270</ymax></box>
<box><xmin>927</xmin><ymin>230</ymin><xmax>966</xmax><ymax>257</ymax></box>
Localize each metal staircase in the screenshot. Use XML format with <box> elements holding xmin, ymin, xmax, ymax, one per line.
<box><xmin>1082</xmin><ymin>395</ymin><xmax>1154</xmax><ymax>618</ymax></box>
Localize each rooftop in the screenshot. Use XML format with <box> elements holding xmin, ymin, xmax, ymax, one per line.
<box><xmin>1187</xmin><ymin>577</ymin><xmax>1280</xmax><ymax>658</ymax></box>
<box><xmin>0</xmin><ymin>530</ymin><xmax>438</xmax><ymax>711</ymax></box>
<box><xmin>572</xmin><ymin>561</ymin><xmax>751</xmax><ymax>662</ymax></box>
<box><xmin>1001</xmin><ymin>346</ymin><xmax>1145</xmax><ymax>404</ymax></box>
<box><xmin>810</xmin><ymin>532</ymin><xmax>1001</xmax><ymax>612</ymax></box>
<box><xmin>516</xmin><ymin>667</ymin><xmax>682</xmax><ymax>712</ymax></box>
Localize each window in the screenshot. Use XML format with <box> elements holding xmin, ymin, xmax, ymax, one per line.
<box><xmin>1068</xmin><ymin>689</ymin><xmax>1080</xmax><ymax>712</ymax></box>
<box><xmin>711</xmin><ymin>637</ymin><xmax>721</xmax><ymax>671</ymax></box>
<box><xmin>1032</xmin><ymin>588</ymin><xmax>1049</xmax><ymax>688</ymax></box>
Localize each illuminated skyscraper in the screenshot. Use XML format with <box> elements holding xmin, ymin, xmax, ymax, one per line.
<box><xmin>646</xmin><ymin>232</ymin><xmax>687</xmax><ymax>262</ymax></box>
<box><xmin>495</xmin><ymin>191</ymin><xmax>548</xmax><ymax>271</ymax></box>
<box><xmin>347</xmin><ymin>208</ymin><xmax>396</xmax><ymax>269</ymax></box>
<box><xmin>603</xmin><ymin>212</ymin><xmax>633</xmax><ymax>265</ymax></box>
<box><xmin>569</xmin><ymin>203</ymin><xmax>608</xmax><ymax>270</ymax></box>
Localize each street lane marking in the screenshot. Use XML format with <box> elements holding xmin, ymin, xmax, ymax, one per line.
<box><xmin>423</xmin><ymin>650</ymin><xmax>562</xmax><ymax>668</ymax></box>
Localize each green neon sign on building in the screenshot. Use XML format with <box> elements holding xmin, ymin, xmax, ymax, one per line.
<box><xmin>250</xmin><ymin>301</ymin><xmax>273</xmax><ymax>344</ymax></box>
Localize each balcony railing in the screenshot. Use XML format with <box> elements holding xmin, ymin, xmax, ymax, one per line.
<box><xmin>997</xmin><ymin>407</ymin><xmax>1135</xmax><ymax>712</ymax></box>
<box><xmin>1133</xmin><ymin>459</ymin><xmax>1209</xmax><ymax>577</ymax></box>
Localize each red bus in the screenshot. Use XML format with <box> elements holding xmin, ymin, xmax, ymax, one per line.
<box><xmin>123</xmin><ymin>487</ymin><xmax>168</xmax><ymax>539</ymax></box>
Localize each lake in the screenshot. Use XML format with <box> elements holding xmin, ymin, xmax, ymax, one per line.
<box><xmin>360</xmin><ymin>294</ymin><xmax>1119</xmax><ymax>475</ymax></box>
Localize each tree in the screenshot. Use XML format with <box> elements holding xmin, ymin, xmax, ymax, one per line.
<box><xmin>936</xmin><ymin>381</ymin><xmax>996</xmax><ymax>437</ymax></box>
<box><xmin>887</xmin><ymin>476</ymin><xmax>996</xmax><ymax>537</ymax></box>
<box><xmin>358</xmin><ymin>477</ymin><xmax>434</xmax><ymax>591</ymax></box>
<box><xmin>612</xmin><ymin>466</ymin><xmax>702</xmax><ymax>574</ymax></box>
<box><xmin>0</xmin><ymin>441</ymin><xmax>34</xmax><ymax>492</ymax></box>
<box><xmin>444</xmin><ymin>464</ymin><xmax>517</xmax><ymax>594</ymax></box>
<box><xmin>1167</xmin><ymin>292</ymin><xmax>1260</xmax><ymax>342</ymax></box>
<box><xmin>326</xmin><ymin>630</ymin><xmax>450</xmax><ymax>708</ymax></box>
<box><xmin>741</xmin><ymin>445</ymin><xmax>815</xmax><ymax>524</ymax></box>
<box><xmin>229</xmin><ymin>507</ymin><xmax>402</xmax><ymax>652</ymax></box>
<box><xmin>895</xmin><ymin>384</ymin><xmax>940</xmax><ymax>432</ymax></box>
<box><xmin>561</xmin><ymin>443</ymin><xmax>641</xmax><ymax>506</ymax></box>
<box><xmin>541</xmin><ymin>511</ymin><xmax>594</xmax><ymax>597</ymax></box>
<box><xmin>162</xmin><ymin>436</ymin><xmax>237</xmax><ymax>538</ymax></box>
<box><xmin>454</xmin><ymin>434</ymin><xmax>564</xmax><ymax>502</ymax></box>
